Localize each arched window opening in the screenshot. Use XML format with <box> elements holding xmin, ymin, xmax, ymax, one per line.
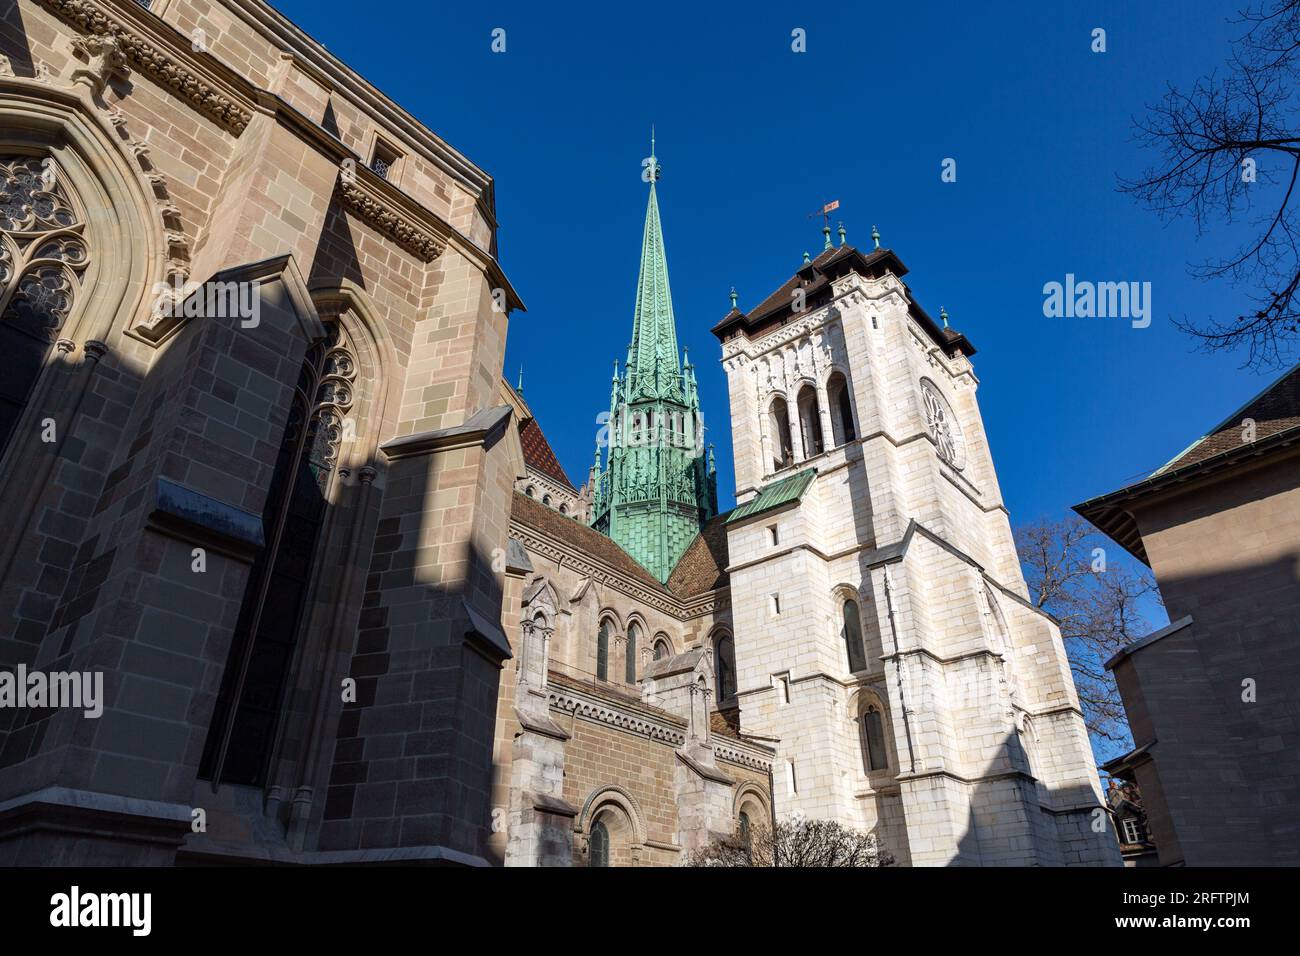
<box><xmin>843</xmin><ymin>598</ymin><xmax>868</xmax><ymax>673</ymax></box>
<box><xmin>626</xmin><ymin>622</ymin><xmax>640</xmax><ymax>683</ymax></box>
<box><xmin>589</xmin><ymin>817</ymin><xmax>610</xmax><ymax>867</ymax></box>
<box><xmin>826</xmin><ymin>371</ymin><xmax>856</xmax><ymax>446</ymax></box>
<box><xmin>797</xmin><ymin>385</ymin><xmax>823</xmax><ymax>458</ymax></box>
<box><xmin>769</xmin><ymin>396</ymin><xmax>793</xmax><ymax>471</ymax></box>
<box><xmin>714</xmin><ymin>631</ymin><xmax>736</xmax><ymax>701</ymax></box>
<box><xmin>201</xmin><ymin>322</ymin><xmax>357</xmax><ymax>785</ymax></box>
<box><xmin>0</xmin><ymin>155</ymin><xmax>89</xmax><ymax>458</ymax></box>
<box><xmin>860</xmin><ymin>704</ymin><xmax>888</xmax><ymax>773</ymax></box>
<box><xmin>596</xmin><ymin>618</ymin><xmax>611</xmax><ymax>681</ymax></box>
<box><xmin>525</xmin><ymin>485</ymin><xmax>535</xmax><ymax>498</ymax></box>
<box><xmin>542</xmin><ymin>494</ymin><xmax>552</xmax><ymax>507</ymax></box>
<box><xmin>738</xmin><ymin>811</ymin><xmax>752</xmax><ymax>850</ymax></box>
<box><xmin>653</xmin><ymin>637</ymin><xmax>672</xmax><ymax>661</ymax></box>
<box><xmin>559</xmin><ymin>503</ymin><xmax>568</xmax><ymax>516</ymax></box>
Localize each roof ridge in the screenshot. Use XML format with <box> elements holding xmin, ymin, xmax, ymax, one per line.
<box><xmin>1150</xmin><ymin>359</ymin><xmax>1300</xmax><ymax>477</ymax></box>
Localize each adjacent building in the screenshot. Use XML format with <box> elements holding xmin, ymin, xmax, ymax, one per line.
<box><xmin>1077</xmin><ymin>362</ymin><xmax>1300</xmax><ymax>866</ymax></box>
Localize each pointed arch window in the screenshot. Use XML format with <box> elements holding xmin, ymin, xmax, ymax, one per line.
<box><xmin>714</xmin><ymin>631</ymin><xmax>736</xmax><ymax>702</ymax></box>
<box><xmin>797</xmin><ymin>384</ymin><xmax>823</xmax><ymax>457</ymax></box>
<box><xmin>596</xmin><ymin>619</ymin><xmax>611</xmax><ymax>681</ymax></box>
<box><xmin>0</xmin><ymin>155</ymin><xmax>89</xmax><ymax>457</ymax></box>
<box><xmin>200</xmin><ymin>323</ymin><xmax>357</xmax><ymax>785</ymax></box>
<box><xmin>653</xmin><ymin>636</ymin><xmax>672</xmax><ymax>660</ymax></box>
<box><xmin>826</xmin><ymin>371</ymin><xmax>856</xmax><ymax>446</ymax></box>
<box><xmin>843</xmin><ymin>598</ymin><xmax>868</xmax><ymax>673</ymax></box>
<box><xmin>860</xmin><ymin>704</ymin><xmax>888</xmax><ymax>772</ymax></box>
<box><xmin>626</xmin><ymin>622</ymin><xmax>640</xmax><ymax>683</ymax></box>
<box><xmin>769</xmin><ymin>396</ymin><xmax>792</xmax><ymax>471</ymax></box>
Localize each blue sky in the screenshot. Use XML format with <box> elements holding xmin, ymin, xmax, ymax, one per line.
<box><xmin>280</xmin><ymin>0</ymin><xmax>1284</xmax><ymax>561</ymax></box>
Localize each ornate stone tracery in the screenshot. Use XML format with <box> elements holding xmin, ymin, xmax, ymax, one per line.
<box><xmin>0</xmin><ymin>155</ymin><xmax>89</xmax><ymax>337</ymax></box>
<box><xmin>919</xmin><ymin>377</ymin><xmax>964</xmax><ymax>469</ymax></box>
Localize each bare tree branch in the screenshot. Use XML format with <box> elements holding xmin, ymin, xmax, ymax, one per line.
<box><xmin>1121</xmin><ymin>0</ymin><xmax>1300</xmax><ymax>367</ymax></box>
<box><xmin>688</xmin><ymin>818</ymin><xmax>894</xmax><ymax>868</ymax></box>
<box><xmin>1015</xmin><ymin>516</ymin><xmax>1160</xmax><ymax>744</ymax></box>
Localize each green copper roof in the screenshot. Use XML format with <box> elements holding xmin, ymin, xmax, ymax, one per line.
<box><xmin>726</xmin><ymin>469</ymin><xmax>817</xmax><ymax>525</ymax></box>
<box><xmin>628</xmin><ymin>169</ymin><xmax>681</xmax><ymax>400</ymax></box>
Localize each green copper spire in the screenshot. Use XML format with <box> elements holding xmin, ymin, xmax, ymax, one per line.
<box><xmin>627</xmin><ymin>153</ymin><xmax>682</xmax><ymax>402</ymax></box>
<box><xmin>588</xmin><ymin>144</ymin><xmax>717</xmax><ymax>583</ymax></box>
<box><xmin>871</xmin><ymin>224</ymin><xmax>880</xmax><ymax>249</ymax></box>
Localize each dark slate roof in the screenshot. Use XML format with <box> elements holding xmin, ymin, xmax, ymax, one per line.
<box><xmin>1153</xmin><ymin>362</ymin><xmax>1300</xmax><ymax>474</ymax></box>
<box><xmin>711</xmin><ymin>243</ymin><xmax>975</xmax><ymax>358</ymax></box>
<box><xmin>726</xmin><ymin>468</ymin><xmax>816</xmax><ymax>525</ymax></box>
<box><xmin>518</xmin><ymin>415</ymin><xmax>576</xmax><ymax>491</ymax></box>
<box><xmin>510</xmin><ymin>491</ymin><xmax>667</xmax><ymax>593</ymax></box>
<box><xmin>1075</xmin><ymin>361</ymin><xmax>1300</xmax><ymax>565</ymax></box>
<box><xmin>665</xmin><ymin>511</ymin><xmax>732</xmax><ymax>598</ymax></box>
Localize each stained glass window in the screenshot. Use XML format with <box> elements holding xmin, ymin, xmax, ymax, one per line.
<box><xmin>0</xmin><ymin>155</ymin><xmax>88</xmax><ymax>457</ymax></box>
<box><xmin>200</xmin><ymin>322</ymin><xmax>356</xmax><ymax>785</ymax></box>
<box><xmin>596</xmin><ymin>619</ymin><xmax>610</xmax><ymax>681</ymax></box>
<box><xmin>589</xmin><ymin>818</ymin><xmax>610</xmax><ymax>867</ymax></box>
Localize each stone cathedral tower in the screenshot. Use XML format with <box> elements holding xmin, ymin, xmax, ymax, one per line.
<box><xmin>588</xmin><ymin>149</ymin><xmax>717</xmax><ymax>581</ymax></box>
<box><xmin>711</xmin><ymin>230</ymin><xmax>1120</xmax><ymax>866</ymax></box>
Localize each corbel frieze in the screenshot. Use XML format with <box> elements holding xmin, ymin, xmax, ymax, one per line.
<box><xmin>36</xmin><ymin>0</ymin><xmax>254</xmax><ymax>133</ymax></box>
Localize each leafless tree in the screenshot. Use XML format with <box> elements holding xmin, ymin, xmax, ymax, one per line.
<box><xmin>688</xmin><ymin>818</ymin><xmax>894</xmax><ymax>868</ymax></box>
<box><xmin>1121</xmin><ymin>0</ymin><xmax>1300</xmax><ymax>367</ymax></box>
<box><xmin>1015</xmin><ymin>516</ymin><xmax>1160</xmax><ymax>744</ymax></box>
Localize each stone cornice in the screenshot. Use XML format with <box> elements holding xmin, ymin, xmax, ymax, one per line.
<box><xmin>712</xmin><ymin>737</ymin><xmax>774</xmax><ymax>773</ymax></box>
<box><xmin>36</xmin><ymin>0</ymin><xmax>255</xmax><ymax>133</ymax></box>
<box><xmin>335</xmin><ymin>176</ymin><xmax>444</xmax><ymax>262</ymax></box>
<box><xmin>547</xmin><ymin>681</ymin><xmax>687</xmax><ymax>747</ymax></box>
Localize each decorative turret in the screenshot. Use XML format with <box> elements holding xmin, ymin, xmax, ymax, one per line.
<box><xmin>588</xmin><ymin>143</ymin><xmax>715</xmax><ymax>581</ymax></box>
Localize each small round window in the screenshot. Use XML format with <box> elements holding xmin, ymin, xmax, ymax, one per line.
<box><xmin>920</xmin><ymin>378</ymin><xmax>964</xmax><ymax>469</ymax></box>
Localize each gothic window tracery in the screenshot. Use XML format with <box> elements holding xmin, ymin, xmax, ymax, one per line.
<box><xmin>200</xmin><ymin>321</ymin><xmax>357</xmax><ymax>785</ymax></box>
<box><xmin>0</xmin><ymin>155</ymin><xmax>90</xmax><ymax>455</ymax></box>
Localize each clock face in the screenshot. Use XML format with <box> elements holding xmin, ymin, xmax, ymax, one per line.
<box><xmin>920</xmin><ymin>379</ymin><xmax>964</xmax><ymax>469</ymax></box>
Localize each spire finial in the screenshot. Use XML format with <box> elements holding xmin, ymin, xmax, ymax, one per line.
<box><xmin>645</xmin><ymin>124</ymin><xmax>660</xmax><ymax>183</ymax></box>
<box><xmin>803</xmin><ymin>250</ymin><xmax>811</xmax><ymax>263</ymax></box>
<box><xmin>729</xmin><ymin>286</ymin><xmax>738</xmax><ymax>309</ymax></box>
<box><xmin>871</xmin><ymin>224</ymin><xmax>880</xmax><ymax>249</ymax></box>
<box><xmin>516</xmin><ymin>364</ymin><xmax>524</xmax><ymax>394</ymax></box>
<box><xmin>838</xmin><ymin>222</ymin><xmax>847</xmax><ymax>247</ymax></box>
<box><xmin>613</xmin><ymin>359</ymin><xmax>620</xmax><ymax>381</ymax></box>
<box><xmin>940</xmin><ymin>306</ymin><xmax>949</xmax><ymax>328</ymax></box>
<box><xmin>823</xmin><ymin>222</ymin><xmax>833</xmax><ymax>251</ymax></box>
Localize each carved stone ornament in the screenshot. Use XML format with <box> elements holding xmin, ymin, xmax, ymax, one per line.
<box><xmin>36</xmin><ymin>0</ymin><xmax>253</xmax><ymax>133</ymax></box>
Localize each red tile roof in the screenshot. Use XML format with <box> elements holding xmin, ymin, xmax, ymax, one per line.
<box><xmin>518</xmin><ymin>415</ymin><xmax>576</xmax><ymax>491</ymax></box>
<box><xmin>665</xmin><ymin>511</ymin><xmax>732</xmax><ymax>598</ymax></box>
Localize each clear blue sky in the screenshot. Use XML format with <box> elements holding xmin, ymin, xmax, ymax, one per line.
<box><xmin>279</xmin><ymin>0</ymin><xmax>1284</xmax><ymax>539</ymax></box>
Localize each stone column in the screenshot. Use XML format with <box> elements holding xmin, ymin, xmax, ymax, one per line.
<box><xmin>787</xmin><ymin>399</ymin><xmax>805</xmax><ymax>463</ymax></box>
<box><xmin>816</xmin><ymin>379</ymin><xmax>834</xmax><ymax>450</ymax></box>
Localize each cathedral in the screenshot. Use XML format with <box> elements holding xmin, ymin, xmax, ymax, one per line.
<box><xmin>0</xmin><ymin>0</ymin><xmax>1118</xmax><ymax>867</ymax></box>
